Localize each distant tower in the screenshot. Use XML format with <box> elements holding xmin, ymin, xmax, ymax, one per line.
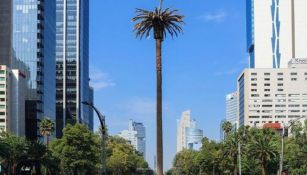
<box><xmin>177</xmin><ymin>110</ymin><xmax>203</xmax><ymax>152</ymax></box>
<box><xmin>118</xmin><ymin>119</ymin><xmax>146</xmax><ymax>157</ymax></box>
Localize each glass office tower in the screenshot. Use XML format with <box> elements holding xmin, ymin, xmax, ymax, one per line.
<box><xmin>0</xmin><ymin>0</ymin><xmax>12</xmax><ymax>66</ymax></box>
<box><xmin>56</xmin><ymin>0</ymin><xmax>90</xmax><ymax>137</ymax></box>
<box><xmin>12</xmin><ymin>0</ymin><xmax>56</xmax><ymax>140</ymax></box>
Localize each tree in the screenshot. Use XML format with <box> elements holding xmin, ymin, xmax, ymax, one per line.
<box><xmin>0</xmin><ymin>132</ymin><xmax>28</xmax><ymax>175</ymax></box>
<box><xmin>247</xmin><ymin>129</ymin><xmax>279</xmax><ymax>175</ymax></box>
<box><xmin>132</xmin><ymin>1</ymin><xmax>184</xmax><ymax>174</ymax></box>
<box><xmin>50</xmin><ymin>124</ymin><xmax>101</xmax><ymax>175</ymax></box>
<box><xmin>284</xmin><ymin>120</ymin><xmax>307</xmax><ymax>174</ymax></box>
<box><xmin>222</xmin><ymin>121</ymin><xmax>233</xmax><ymax>137</ymax></box>
<box><xmin>39</xmin><ymin>118</ymin><xmax>55</xmax><ymax>146</ymax></box>
<box><xmin>223</xmin><ymin>133</ymin><xmax>240</xmax><ymax>175</ymax></box>
<box><xmin>106</xmin><ymin>136</ymin><xmax>148</xmax><ymax>175</ymax></box>
<box><xmin>172</xmin><ymin>149</ymin><xmax>199</xmax><ymax>175</ymax></box>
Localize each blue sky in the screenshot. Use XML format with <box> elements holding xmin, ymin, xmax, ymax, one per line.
<box><xmin>89</xmin><ymin>0</ymin><xmax>247</xmax><ymax>170</ymax></box>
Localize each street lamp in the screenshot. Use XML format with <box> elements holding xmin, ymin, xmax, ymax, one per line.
<box><xmin>279</xmin><ymin>116</ymin><xmax>306</xmax><ymax>175</ymax></box>
<box><xmin>82</xmin><ymin>101</ymin><xmax>107</xmax><ymax>175</ymax></box>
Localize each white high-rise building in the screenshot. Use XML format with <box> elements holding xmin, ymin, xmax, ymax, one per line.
<box><xmin>247</xmin><ymin>0</ymin><xmax>307</xmax><ymax>68</ymax></box>
<box><xmin>237</xmin><ymin>59</ymin><xmax>307</xmax><ymax>128</ymax></box>
<box><xmin>0</xmin><ymin>65</ymin><xmax>26</xmax><ymax>136</ymax></box>
<box><xmin>118</xmin><ymin>120</ymin><xmax>146</xmax><ymax>157</ymax></box>
<box><xmin>177</xmin><ymin>110</ymin><xmax>203</xmax><ymax>153</ymax></box>
<box><xmin>226</xmin><ymin>92</ymin><xmax>238</xmax><ymax>125</ymax></box>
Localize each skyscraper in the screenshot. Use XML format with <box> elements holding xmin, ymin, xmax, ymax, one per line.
<box><xmin>226</xmin><ymin>92</ymin><xmax>238</xmax><ymax>126</ymax></box>
<box><xmin>118</xmin><ymin>120</ymin><xmax>146</xmax><ymax>157</ymax></box>
<box><xmin>0</xmin><ymin>0</ymin><xmax>12</xmax><ymax>66</ymax></box>
<box><xmin>247</xmin><ymin>0</ymin><xmax>307</xmax><ymax>68</ymax></box>
<box><xmin>0</xmin><ymin>65</ymin><xmax>26</xmax><ymax>136</ymax></box>
<box><xmin>55</xmin><ymin>0</ymin><xmax>90</xmax><ymax>137</ymax></box>
<box><xmin>237</xmin><ymin>62</ymin><xmax>307</xmax><ymax>128</ymax></box>
<box><xmin>177</xmin><ymin>110</ymin><xmax>203</xmax><ymax>152</ymax></box>
<box><xmin>12</xmin><ymin>0</ymin><xmax>56</xmax><ymax>140</ymax></box>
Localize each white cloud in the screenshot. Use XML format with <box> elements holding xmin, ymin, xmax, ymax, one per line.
<box><xmin>125</xmin><ymin>97</ymin><xmax>156</xmax><ymax>118</ymax></box>
<box><xmin>90</xmin><ymin>68</ymin><xmax>115</xmax><ymax>90</ymax></box>
<box><xmin>199</xmin><ymin>11</ymin><xmax>227</xmax><ymax>23</ymax></box>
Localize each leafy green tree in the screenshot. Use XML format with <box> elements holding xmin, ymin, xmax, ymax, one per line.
<box><xmin>172</xmin><ymin>149</ymin><xmax>199</xmax><ymax>175</ymax></box>
<box><xmin>39</xmin><ymin>118</ymin><xmax>55</xmax><ymax>146</ymax></box>
<box><xmin>50</xmin><ymin>124</ymin><xmax>101</xmax><ymax>175</ymax></box>
<box><xmin>132</xmin><ymin>1</ymin><xmax>184</xmax><ymax>174</ymax></box>
<box><xmin>0</xmin><ymin>132</ymin><xmax>28</xmax><ymax>175</ymax></box>
<box><xmin>106</xmin><ymin>136</ymin><xmax>148</xmax><ymax>175</ymax></box>
<box><xmin>247</xmin><ymin>129</ymin><xmax>279</xmax><ymax>175</ymax></box>
<box><xmin>284</xmin><ymin>120</ymin><xmax>307</xmax><ymax>174</ymax></box>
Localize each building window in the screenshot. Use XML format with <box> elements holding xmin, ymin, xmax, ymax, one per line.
<box><xmin>0</xmin><ymin>71</ymin><xmax>5</xmax><ymax>74</ymax></box>
<box><xmin>264</xmin><ymin>89</ymin><xmax>270</xmax><ymax>92</ymax></box>
<box><xmin>262</xmin><ymin>105</ymin><xmax>272</xmax><ymax>107</ymax></box>
<box><xmin>251</xmin><ymin>83</ymin><xmax>257</xmax><ymax>86</ymax></box>
<box><xmin>264</xmin><ymin>78</ymin><xmax>270</xmax><ymax>81</ymax></box>
<box><xmin>291</xmin><ymin>78</ymin><xmax>297</xmax><ymax>81</ymax></box>
<box><xmin>0</xmin><ymin>119</ymin><xmax>5</xmax><ymax>122</ymax></box>
<box><xmin>277</xmin><ymin>83</ymin><xmax>283</xmax><ymax>86</ymax></box>
<box><xmin>278</xmin><ymin>78</ymin><xmax>283</xmax><ymax>81</ymax></box>
<box><xmin>264</xmin><ymin>83</ymin><xmax>270</xmax><ymax>86</ymax></box>
<box><xmin>251</xmin><ymin>89</ymin><xmax>257</xmax><ymax>92</ymax></box>
<box><xmin>278</xmin><ymin>89</ymin><xmax>284</xmax><ymax>92</ymax></box>
<box><xmin>290</xmin><ymin>72</ymin><xmax>297</xmax><ymax>76</ymax></box>
<box><xmin>251</xmin><ymin>73</ymin><xmax>257</xmax><ymax>76</ymax></box>
<box><xmin>264</xmin><ymin>73</ymin><xmax>270</xmax><ymax>76</ymax></box>
<box><xmin>251</xmin><ymin>94</ymin><xmax>259</xmax><ymax>97</ymax></box>
<box><xmin>0</xmin><ymin>78</ymin><xmax>5</xmax><ymax>81</ymax></box>
<box><xmin>0</xmin><ymin>91</ymin><xmax>5</xmax><ymax>95</ymax></box>
<box><xmin>277</xmin><ymin>73</ymin><xmax>283</xmax><ymax>76</ymax></box>
<box><xmin>0</xmin><ymin>105</ymin><xmax>5</xmax><ymax>109</ymax></box>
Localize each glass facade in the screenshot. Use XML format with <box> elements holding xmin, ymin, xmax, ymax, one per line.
<box><xmin>0</xmin><ymin>0</ymin><xmax>12</xmax><ymax>66</ymax></box>
<box><xmin>56</xmin><ymin>0</ymin><xmax>90</xmax><ymax>137</ymax></box>
<box><xmin>12</xmin><ymin>0</ymin><xmax>56</xmax><ymax>140</ymax></box>
<box><xmin>246</xmin><ymin>0</ymin><xmax>255</xmax><ymax>68</ymax></box>
<box><xmin>238</xmin><ymin>74</ymin><xmax>245</xmax><ymax>126</ymax></box>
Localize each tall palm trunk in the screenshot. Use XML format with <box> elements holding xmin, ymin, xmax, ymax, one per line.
<box><xmin>261</xmin><ymin>158</ymin><xmax>268</xmax><ymax>175</ymax></box>
<box><xmin>156</xmin><ymin>38</ymin><xmax>163</xmax><ymax>175</ymax></box>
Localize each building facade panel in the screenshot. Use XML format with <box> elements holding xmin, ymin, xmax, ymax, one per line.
<box><xmin>238</xmin><ymin>66</ymin><xmax>307</xmax><ymax>128</ymax></box>
<box><xmin>247</xmin><ymin>0</ymin><xmax>307</xmax><ymax>68</ymax></box>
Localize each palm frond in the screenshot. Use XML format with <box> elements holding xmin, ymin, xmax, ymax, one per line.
<box><xmin>132</xmin><ymin>7</ymin><xmax>184</xmax><ymax>40</ymax></box>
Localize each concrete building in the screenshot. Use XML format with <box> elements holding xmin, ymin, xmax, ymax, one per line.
<box><xmin>118</xmin><ymin>120</ymin><xmax>146</xmax><ymax>157</ymax></box>
<box><xmin>0</xmin><ymin>65</ymin><xmax>26</xmax><ymax>136</ymax></box>
<box><xmin>56</xmin><ymin>0</ymin><xmax>91</xmax><ymax>137</ymax></box>
<box><xmin>226</xmin><ymin>92</ymin><xmax>238</xmax><ymax>126</ymax></box>
<box><xmin>177</xmin><ymin>110</ymin><xmax>203</xmax><ymax>152</ymax></box>
<box><xmin>0</xmin><ymin>66</ymin><xmax>11</xmax><ymax>132</ymax></box>
<box><xmin>247</xmin><ymin>0</ymin><xmax>307</xmax><ymax>68</ymax></box>
<box><xmin>237</xmin><ymin>59</ymin><xmax>307</xmax><ymax>128</ymax></box>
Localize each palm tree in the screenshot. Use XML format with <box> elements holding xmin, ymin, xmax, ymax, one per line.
<box><xmin>39</xmin><ymin>118</ymin><xmax>55</xmax><ymax>146</ymax></box>
<box><xmin>248</xmin><ymin>129</ymin><xmax>279</xmax><ymax>175</ymax></box>
<box><xmin>132</xmin><ymin>1</ymin><xmax>184</xmax><ymax>174</ymax></box>
<box><xmin>222</xmin><ymin>121</ymin><xmax>233</xmax><ymax>137</ymax></box>
<box><xmin>223</xmin><ymin>133</ymin><xmax>239</xmax><ymax>175</ymax></box>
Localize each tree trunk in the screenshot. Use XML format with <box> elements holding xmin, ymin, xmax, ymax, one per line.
<box><xmin>261</xmin><ymin>158</ymin><xmax>268</xmax><ymax>175</ymax></box>
<box><xmin>233</xmin><ymin>156</ymin><xmax>238</xmax><ymax>175</ymax></box>
<box><xmin>47</xmin><ymin>135</ymin><xmax>49</xmax><ymax>147</ymax></box>
<box><xmin>156</xmin><ymin>38</ymin><xmax>163</xmax><ymax>175</ymax></box>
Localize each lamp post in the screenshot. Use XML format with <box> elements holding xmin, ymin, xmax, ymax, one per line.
<box><xmin>82</xmin><ymin>101</ymin><xmax>106</xmax><ymax>175</ymax></box>
<box><xmin>235</xmin><ymin>121</ymin><xmax>242</xmax><ymax>175</ymax></box>
<box><xmin>279</xmin><ymin>116</ymin><xmax>306</xmax><ymax>175</ymax></box>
